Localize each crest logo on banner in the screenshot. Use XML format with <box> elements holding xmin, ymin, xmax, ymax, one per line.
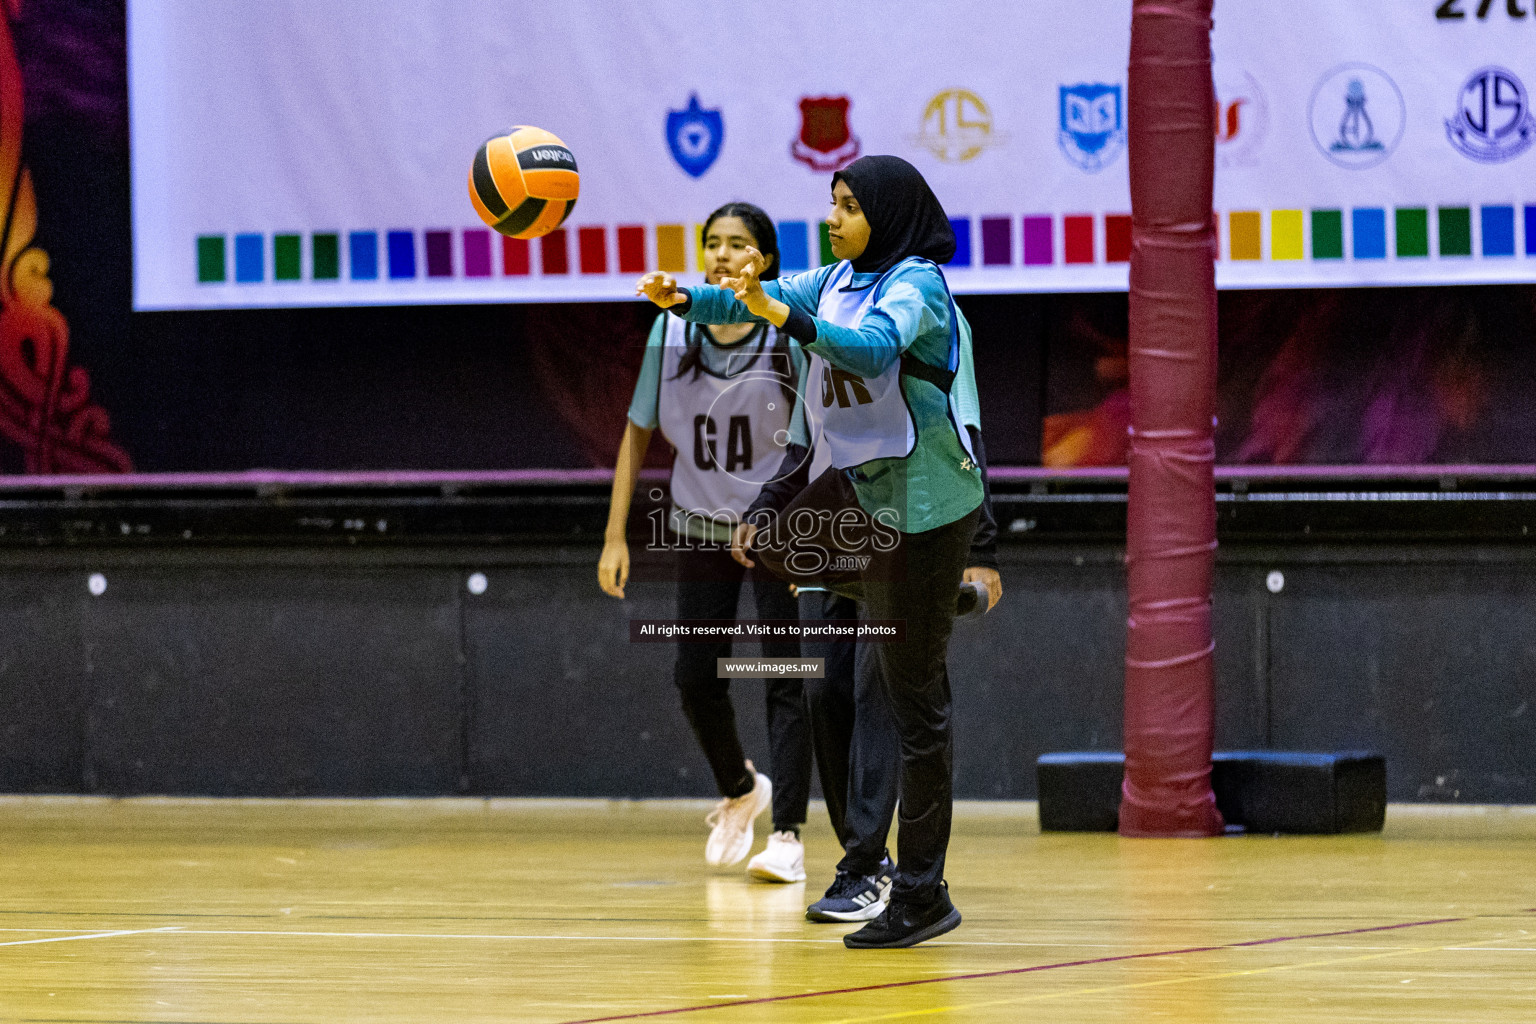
<box><xmin>1213</xmin><ymin>69</ymin><xmax>1267</xmax><ymax>168</ymax></box>
<box><xmin>791</xmin><ymin>96</ymin><xmax>861</xmax><ymax>171</ymax></box>
<box><xmin>1057</xmin><ymin>83</ymin><xmax>1125</xmax><ymax>172</ymax></box>
<box><xmin>912</xmin><ymin>89</ymin><xmax>1004</xmax><ymax>163</ymax></box>
<box><xmin>666</xmin><ymin>94</ymin><xmax>724</xmax><ymax>178</ymax></box>
<box><xmin>1308</xmin><ymin>63</ymin><xmax>1405</xmax><ymax>169</ymax></box>
<box><xmin>1445</xmin><ymin>66</ymin><xmax>1535</xmax><ymax>163</ymax></box>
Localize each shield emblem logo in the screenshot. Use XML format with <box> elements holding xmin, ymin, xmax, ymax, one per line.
<box><xmin>666</xmin><ymin>94</ymin><xmax>723</xmax><ymax>178</ymax></box>
<box><xmin>791</xmin><ymin>96</ymin><xmax>861</xmax><ymax>171</ymax></box>
<box><xmin>1058</xmin><ymin>83</ymin><xmax>1126</xmax><ymax>172</ymax></box>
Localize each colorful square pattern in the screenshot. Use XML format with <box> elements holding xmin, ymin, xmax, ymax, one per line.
<box><xmin>1312</xmin><ymin>211</ymin><xmax>1343</xmax><ymax>260</ymax></box>
<box><xmin>198</xmin><ymin>204</ymin><xmax>1535</xmax><ymax>284</ymax></box>
<box><xmin>1022</xmin><ymin>216</ymin><xmax>1052</xmax><ymax>266</ymax></box>
<box><xmin>947</xmin><ymin>218</ymin><xmax>971</xmax><ymax>267</ymax></box>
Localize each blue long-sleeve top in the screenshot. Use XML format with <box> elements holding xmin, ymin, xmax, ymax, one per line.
<box><xmin>673</xmin><ymin>260</ymin><xmax>983</xmax><ymax>532</ymax></box>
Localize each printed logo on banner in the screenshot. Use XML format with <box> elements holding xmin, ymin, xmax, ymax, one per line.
<box><xmin>1308</xmin><ymin>63</ymin><xmax>1405</xmax><ymax>170</ymax></box>
<box><xmin>912</xmin><ymin>89</ymin><xmax>1005</xmax><ymax>163</ymax></box>
<box><xmin>666</xmin><ymin>94</ymin><xmax>724</xmax><ymax>178</ymax></box>
<box><xmin>1057</xmin><ymin>84</ymin><xmax>1125</xmax><ymax>173</ymax></box>
<box><xmin>1434</xmin><ymin>0</ymin><xmax>1531</xmax><ymax>20</ymax></box>
<box><xmin>791</xmin><ymin>96</ymin><xmax>861</xmax><ymax>171</ymax></box>
<box><xmin>1214</xmin><ymin>70</ymin><xmax>1268</xmax><ymax>168</ymax></box>
<box><xmin>1445</xmin><ymin>67</ymin><xmax>1536</xmax><ymax>163</ymax></box>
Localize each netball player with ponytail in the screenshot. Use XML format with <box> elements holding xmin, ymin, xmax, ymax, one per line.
<box><xmin>602</xmin><ymin>203</ymin><xmax>813</xmax><ymax>883</ymax></box>
<box><xmin>638</xmin><ymin>156</ymin><xmax>985</xmax><ymax>947</ymax></box>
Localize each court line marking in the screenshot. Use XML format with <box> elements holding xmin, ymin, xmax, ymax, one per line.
<box><xmin>810</xmin><ymin>933</ymin><xmax>1531</xmax><ymax>1024</ymax></box>
<box><xmin>12</xmin><ymin>1020</ymin><xmax>297</xmax><ymax>1024</ymax></box>
<box><xmin>550</xmin><ymin>916</ymin><xmax>1470</xmax><ymax>1023</ymax></box>
<box><xmin>0</xmin><ymin>927</ymin><xmax>207</xmax><ymax>934</ymax></box>
<box><xmin>125</xmin><ymin>928</ymin><xmax>1179</xmax><ymax>949</ymax></box>
<box><xmin>6</xmin><ymin>908</ymin><xmax>1528</xmax><ymax>925</ymax></box>
<box><xmin>0</xmin><ymin>928</ymin><xmax>126</xmax><ymax>934</ymax></box>
<box><xmin>165</xmin><ymin>928</ymin><xmax>849</xmax><ymax>945</ymax></box>
<box><xmin>0</xmin><ymin>927</ymin><xmax>181</xmax><ymax>949</ymax></box>
<box><xmin>134</xmin><ymin>927</ymin><xmax>1433</xmax><ymax>952</ymax></box>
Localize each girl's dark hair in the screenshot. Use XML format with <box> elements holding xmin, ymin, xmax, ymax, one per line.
<box><xmin>674</xmin><ymin>203</ymin><xmax>793</xmax><ymax>404</ymax></box>
<box><xmin>701</xmin><ymin>201</ymin><xmax>780</xmax><ymax>280</ymax></box>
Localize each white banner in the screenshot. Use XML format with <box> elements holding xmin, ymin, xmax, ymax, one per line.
<box><xmin>129</xmin><ymin>0</ymin><xmax>1536</xmax><ymax>310</ymax></box>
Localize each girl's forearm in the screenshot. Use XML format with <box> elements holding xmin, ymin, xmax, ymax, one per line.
<box><xmin>605</xmin><ymin>421</ymin><xmax>653</xmax><ymax>541</ymax></box>
<box><xmin>677</xmin><ymin>284</ymin><xmax>758</xmax><ymax>325</ymax></box>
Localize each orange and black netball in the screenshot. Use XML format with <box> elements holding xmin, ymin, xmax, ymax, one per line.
<box><xmin>468</xmin><ymin>126</ymin><xmax>579</xmax><ymax>239</ymax></box>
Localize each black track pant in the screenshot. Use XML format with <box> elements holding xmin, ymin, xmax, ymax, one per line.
<box><xmin>755</xmin><ymin>469</ymin><xmax>979</xmax><ymax>902</ymax></box>
<box><xmin>799</xmin><ymin>589</ymin><xmax>899</xmax><ymax>878</ymax></box>
<box><xmin>673</xmin><ymin>541</ymin><xmax>812</xmax><ymax>833</ymax></box>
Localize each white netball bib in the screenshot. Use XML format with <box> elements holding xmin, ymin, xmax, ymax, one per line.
<box><xmin>657</xmin><ymin>318</ymin><xmax>796</xmax><ymax>524</ymax></box>
<box><xmin>804</xmin><ymin>262</ymin><xmax>918</xmax><ymax>471</ymax></box>
<box><xmin>805</xmin><ymin>260</ymin><xmax>977</xmax><ymax>476</ymax></box>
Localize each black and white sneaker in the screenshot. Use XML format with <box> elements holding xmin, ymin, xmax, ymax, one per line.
<box><xmin>805</xmin><ymin>859</ymin><xmax>894</xmax><ymax>923</ymax></box>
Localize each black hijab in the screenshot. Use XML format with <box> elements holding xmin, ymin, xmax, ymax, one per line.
<box><xmin>832</xmin><ymin>155</ymin><xmax>955</xmax><ymax>275</ymax></box>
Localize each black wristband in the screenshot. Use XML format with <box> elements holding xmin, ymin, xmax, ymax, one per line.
<box><xmin>665</xmin><ymin>288</ymin><xmax>693</xmax><ymax>316</ymax></box>
<box><xmin>781</xmin><ymin>307</ymin><xmax>818</xmax><ymax>344</ymax></box>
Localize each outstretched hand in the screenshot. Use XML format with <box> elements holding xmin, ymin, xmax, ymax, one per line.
<box><xmin>720</xmin><ymin>247</ymin><xmax>789</xmax><ymax>325</ymax></box>
<box><xmin>718</xmin><ymin>248</ymin><xmax>770</xmax><ymax>318</ymax></box>
<box><xmin>635</xmin><ymin>271</ymin><xmax>687</xmax><ymax>308</ymax></box>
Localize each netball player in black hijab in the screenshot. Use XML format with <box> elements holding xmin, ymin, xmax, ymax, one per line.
<box><xmin>835</xmin><ymin>154</ymin><xmax>957</xmax><ymax>273</ymax></box>
<box><xmin>638</xmin><ymin>154</ymin><xmax>990</xmax><ymax>947</ymax></box>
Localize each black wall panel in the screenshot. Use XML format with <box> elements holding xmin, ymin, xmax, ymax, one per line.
<box><xmin>950</xmin><ymin>556</ymin><xmax>1126</xmax><ymax>800</ymax></box>
<box><xmin>949</xmin><ymin>558</ymin><xmax>1279</xmax><ymax>801</ymax></box>
<box><xmin>463</xmin><ymin>551</ymin><xmax>774</xmax><ymax>798</ymax></box>
<box><xmin>1266</xmin><ymin>560</ymin><xmax>1536</xmax><ymax>803</ymax></box>
<box><xmin>1</xmin><ymin>543</ymin><xmax>1533</xmax><ymax>802</ymax></box>
<box><xmin>1212</xmin><ymin>573</ymin><xmax>1267</xmax><ymax>750</ymax></box>
<box><xmin>0</xmin><ymin>572</ymin><xmax>87</xmax><ymax>791</ymax></box>
<box><xmin>78</xmin><ymin>564</ymin><xmax>464</xmax><ymax>795</ymax></box>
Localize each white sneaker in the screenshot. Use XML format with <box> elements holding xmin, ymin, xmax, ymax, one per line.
<box><xmin>747</xmin><ymin>830</ymin><xmax>806</xmax><ymax>883</ymax></box>
<box><xmin>704</xmin><ymin>762</ymin><xmax>772</xmax><ymax>867</ymax></box>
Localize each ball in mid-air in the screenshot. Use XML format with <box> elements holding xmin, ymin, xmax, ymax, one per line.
<box><xmin>469</xmin><ymin>126</ymin><xmax>579</xmax><ymax>239</ymax></box>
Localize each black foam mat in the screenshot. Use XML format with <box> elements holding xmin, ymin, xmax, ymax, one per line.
<box><xmin>1037</xmin><ymin>750</ymin><xmax>1387</xmax><ymax>834</ymax></box>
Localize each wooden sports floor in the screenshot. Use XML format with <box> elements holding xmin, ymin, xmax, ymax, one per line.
<box><xmin>2</xmin><ymin>798</ymin><xmax>1534</xmax><ymax>1023</ymax></box>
